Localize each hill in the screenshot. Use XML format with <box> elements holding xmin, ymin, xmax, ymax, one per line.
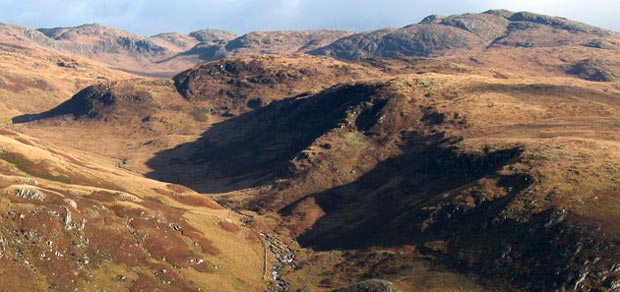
<box><xmin>0</xmin><ymin>41</ymin><xmax>131</xmax><ymax>123</ymax></box>
<box><xmin>6</xmin><ymin>10</ymin><xmax>620</xmax><ymax>292</ymax></box>
<box><xmin>0</xmin><ymin>128</ymin><xmax>278</xmax><ymax>291</ymax></box>
<box><xmin>144</xmin><ymin>70</ymin><xmax>620</xmax><ymax>291</ymax></box>
<box><xmin>2</xmin><ymin>21</ymin><xmax>353</xmax><ymax>76</ymax></box>
<box><xmin>157</xmin><ymin>30</ymin><xmax>353</xmax><ymax>68</ymax></box>
<box><xmin>11</xmin><ymin>55</ymin><xmax>396</xmax><ymax>174</ymax></box>
<box><xmin>36</xmin><ymin>23</ymin><xmax>200</xmax><ymax>77</ymax></box>
<box><xmin>4</xmin><ymin>10</ymin><xmax>620</xmax><ymax>80</ymax></box>
<box><xmin>14</xmin><ymin>51</ymin><xmax>620</xmax><ymax>291</ymax></box>
<box><xmin>310</xmin><ymin>10</ymin><xmax>620</xmax><ymax>60</ymax></box>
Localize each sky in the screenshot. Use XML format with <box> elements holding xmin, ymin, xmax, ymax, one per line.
<box><xmin>0</xmin><ymin>0</ymin><xmax>618</xmax><ymax>36</ymax></box>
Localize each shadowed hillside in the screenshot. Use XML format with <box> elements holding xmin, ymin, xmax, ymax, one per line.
<box><xmin>144</xmin><ymin>73</ymin><xmax>620</xmax><ymax>291</ymax></box>
<box><xmin>6</xmin><ymin>10</ymin><xmax>620</xmax><ymax>292</ymax></box>
<box><xmin>0</xmin><ymin>40</ymin><xmax>130</xmax><ymax>123</ymax></box>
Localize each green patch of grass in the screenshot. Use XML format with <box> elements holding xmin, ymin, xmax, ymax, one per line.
<box><xmin>0</xmin><ymin>151</ymin><xmax>72</xmax><ymax>184</ymax></box>
<box><xmin>190</xmin><ymin>108</ymin><xmax>210</xmax><ymax>122</ymax></box>
<box><xmin>0</xmin><ymin>151</ymin><xmax>123</xmax><ymax>191</ymax></box>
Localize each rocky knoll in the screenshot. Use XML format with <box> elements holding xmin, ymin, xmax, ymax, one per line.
<box><xmin>310</xmin><ymin>10</ymin><xmax>620</xmax><ymax>58</ymax></box>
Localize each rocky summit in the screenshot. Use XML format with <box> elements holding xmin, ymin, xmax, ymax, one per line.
<box><xmin>0</xmin><ymin>8</ymin><xmax>620</xmax><ymax>292</ymax></box>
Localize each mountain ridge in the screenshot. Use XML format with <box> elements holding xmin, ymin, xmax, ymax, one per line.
<box><xmin>1</xmin><ymin>9</ymin><xmax>618</xmax><ymax>78</ymax></box>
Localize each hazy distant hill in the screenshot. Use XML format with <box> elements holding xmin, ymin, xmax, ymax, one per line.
<box><xmin>310</xmin><ymin>10</ymin><xmax>620</xmax><ymax>58</ymax></box>
<box><xmin>2</xmin><ymin>10</ymin><xmax>618</xmax><ymax>78</ymax></box>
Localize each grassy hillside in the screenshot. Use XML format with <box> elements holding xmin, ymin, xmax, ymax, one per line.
<box><xmin>0</xmin><ymin>128</ymin><xmax>275</xmax><ymax>291</ymax></box>
<box><xmin>0</xmin><ymin>42</ymin><xmax>131</xmax><ymax>123</ymax></box>
<box><xmin>6</xmin><ymin>10</ymin><xmax>620</xmax><ymax>290</ymax></box>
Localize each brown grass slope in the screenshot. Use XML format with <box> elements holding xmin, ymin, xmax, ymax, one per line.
<box><xmin>12</xmin><ymin>55</ymin><xmax>402</xmax><ymax>174</ymax></box>
<box><xmin>12</xmin><ymin>49</ymin><xmax>620</xmax><ymax>290</ymax></box>
<box><xmin>8</xmin><ymin>11</ymin><xmax>620</xmax><ymax>290</ymax></box>
<box><xmin>144</xmin><ymin>71</ymin><xmax>620</xmax><ymax>291</ymax></box>
<box><xmin>0</xmin><ymin>128</ymin><xmax>269</xmax><ymax>292</ymax></box>
<box><xmin>0</xmin><ymin>41</ymin><xmax>131</xmax><ymax>123</ymax></box>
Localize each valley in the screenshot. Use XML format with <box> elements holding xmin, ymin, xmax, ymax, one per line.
<box><xmin>1</xmin><ymin>9</ymin><xmax>620</xmax><ymax>292</ymax></box>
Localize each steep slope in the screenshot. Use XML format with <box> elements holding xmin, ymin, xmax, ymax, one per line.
<box><xmin>0</xmin><ymin>41</ymin><xmax>131</xmax><ymax>123</ymax></box>
<box><xmin>37</xmin><ymin>24</ymin><xmax>195</xmax><ymax>76</ymax></box>
<box><xmin>8</xmin><ymin>12</ymin><xmax>620</xmax><ymax>291</ymax></box>
<box><xmin>12</xmin><ymin>55</ymin><xmax>401</xmax><ymax>174</ymax></box>
<box><xmin>0</xmin><ymin>129</ymin><xmax>272</xmax><ymax>291</ymax></box>
<box><xmin>282</xmin><ymin>76</ymin><xmax>620</xmax><ymax>292</ymax></box>
<box><xmin>149</xmin><ymin>32</ymin><xmax>200</xmax><ymax>52</ymax></box>
<box><xmin>0</xmin><ymin>22</ymin><xmax>57</xmax><ymax>48</ymax></box>
<box><xmin>143</xmin><ymin>73</ymin><xmax>620</xmax><ymax>291</ymax></box>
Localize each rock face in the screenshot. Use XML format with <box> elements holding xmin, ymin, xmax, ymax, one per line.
<box><xmin>566</xmin><ymin>58</ymin><xmax>617</xmax><ymax>82</ymax></box>
<box><xmin>38</xmin><ymin>24</ymin><xmax>167</xmax><ymax>55</ymax></box>
<box><xmin>189</xmin><ymin>29</ymin><xmax>238</xmax><ymax>43</ymax></box>
<box><xmin>0</xmin><ymin>22</ymin><xmax>58</xmax><ymax>48</ymax></box>
<box><xmin>149</xmin><ymin>32</ymin><xmax>200</xmax><ymax>51</ymax></box>
<box><xmin>14</xmin><ymin>188</ymin><xmax>46</xmax><ymax>201</ymax></box>
<box><xmin>332</xmin><ymin>280</ymin><xmax>401</xmax><ymax>292</ymax></box>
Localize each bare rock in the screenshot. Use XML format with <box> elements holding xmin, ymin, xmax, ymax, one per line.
<box><xmin>332</xmin><ymin>280</ymin><xmax>401</xmax><ymax>292</ymax></box>
<box><xmin>14</xmin><ymin>188</ymin><xmax>45</xmax><ymax>201</ymax></box>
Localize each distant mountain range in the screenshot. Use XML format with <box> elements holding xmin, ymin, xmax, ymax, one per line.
<box><xmin>1</xmin><ymin>10</ymin><xmax>618</xmax><ymax>77</ymax></box>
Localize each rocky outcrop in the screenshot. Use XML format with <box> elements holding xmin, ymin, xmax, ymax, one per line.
<box><xmin>308</xmin><ymin>28</ymin><xmax>397</xmax><ymax>59</ymax></box>
<box><xmin>225</xmin><ymin>30</ymin><xmax>353</xmax><ymax>55</ymax></box>
<box><xmin>506</xmin><ymin>11</ymin><xmax>611</xmax><ymax>36</ymax></box>
<box><xmin>0</xmin><ymin>22</ymin><xmax>58</xmax><ymax>48</ymax></box>
<box><xmin>566</xmin><ymin>59</ymin><xmax>616</xmax><ymax>82</ymax></box>
<box><xmin>12</xmin><ymin>80</ymin><xmax>156</xmax><ymax>123</ymax></box>
<box><xmin>332</xmin><ymin>280</ymin><xmax>401</xmax><ymax>292</ymax></box>
<box><xmin>14</xmin><ymin>188</ymin><xmax>45</xmax><ymax>201</ymax></box>
<box><xmin>39</xmin><ymin>24</ymin><xmax>168</xmax><ymax>55</ymax></box>
<box><xmin>189</xmin><ymin>29</ymin><xmax>238</xmax><ymax>43</ymax></box>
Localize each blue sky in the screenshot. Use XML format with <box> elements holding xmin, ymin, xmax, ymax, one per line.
<box><xmin>0</xmin><ymin>0</ymin><xmax>618</xmax><ymax>36</ymax></box>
